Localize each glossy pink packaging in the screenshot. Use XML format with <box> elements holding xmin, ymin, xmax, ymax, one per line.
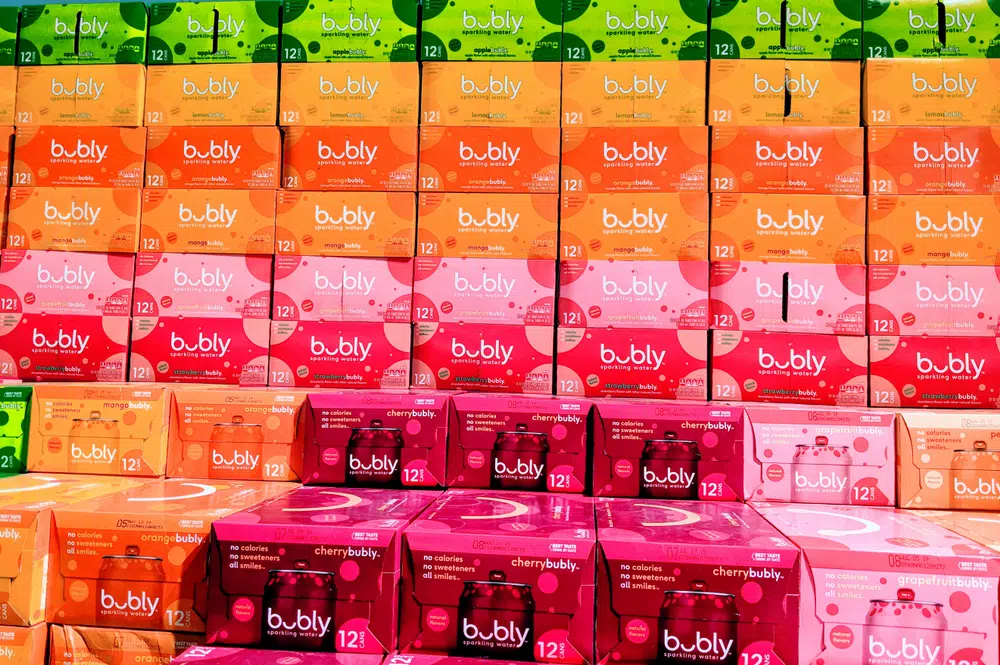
<box><xmin>743</xmin><ymin>405</ymin><xmax>896</xmax><ymax>505</ymax></box>
<box><xmin>447</xmin><ymin>393</ymin><xmax>591</xmax><ymax>493</ymax></box>
<box><xmin>0</xmin><ymin>249</ymin><xmax>134</xmax><ymax>317</ymax></box>
<box><xmin>268</xmin><ymin>320</ymin><xmax>411</xmax><ymax>389</ymax></box>
<box><xmin>0</xmin><ymin>313</ymin><xmax>128</xmax><ymax>381</ymax></box>
<box><xmin>556</xmin><ymin>328</ymin><xmax>708</xmax><ymax>400</ymax></box>
<box><xmin>304</xmin><ymin>391</ymin><xmax>450</xmax><ymax>488</ymax></box>
<box><xmin>400</xmin><ymin>490</ymin><xmax>596</xmax><ymax>664</ymax></box>
<box><xmin>272</xmin><ymin>255</ymin><xmax>414</xmax><ymax>323</ymax></box>
<box><xmin>710</xmin><ymin>261</ymin><xmax>867</xmax><ymax>335</ymax></box>
<box><xmin>411</xmin><ymin>323</ymin><xmax>553</xmax><ymax>394</ymax></box>
<box><xmin>208</xmin><ymin>487</ymin><xmax>439</xmax><ymax>652</ymax></box>
<box><xmin>133</xmin><ymin>254</ymin><xmax>272</xmax><ymax>320</ymax></box>
<box><xmin>755</xmin><ymin>503</ymin><xmax>1000</xmax><ymax>665</ymax></box>
<box><xmin>597</xmin><ymin>499</ymin><xmax>800</xmax><ymax>665</ymax></box>
<box><xmin>129</xmin><ymin>317</ymin><xmax>270</xmax><ymax>385</ymax></box>
<box><xmin>868</xmin><ymin>264</ymin><xmax>1000</xmax><ymax>337</ymax></box>
<box><xmin>869</xmin><ymin>335</ymin><xmax>1000</xmax><ymax>408</ymax></box>
<box><xmin>712</xmin><ymin>331</ymin><xmax>869</xmax><ymax>406</ymax></box>
<box><xmin>558</xmin><ymin>260</ymin><xmax>709</xmax><ymax>329</ymax></box>
<box><xmin>592</xmin><ymin>400</ymin><xmax>748</xmax><ymax>499</ymax></box>
<box><xmin>384</xmin><ymin>656</ymin><xmax>531</xmax><ymax>665</ymax></box>
<box><xmin>412</xmin><ymin>258</ymin><xmax>556</xmax><ymax>326</ymax></box>
<box><xmin>175</xmin><ymin>647</ymin><xmax>383</xmax><ymax>665</ymax></box>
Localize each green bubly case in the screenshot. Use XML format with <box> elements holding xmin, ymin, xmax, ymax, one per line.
<box><xmin>0</xmin><ymin>386</ymin><xmax>30</xmax><ymax>474</ymax></box>
<box><xmin>862</xmin><ymin>0</ymin><xmax>1000</xmax><ymax>58</ymax></box>
<box><xmin>710</xmin><ymin>0</ymin><xmax>863</xmax><ymax>59</ymax></box>
<box><xmin>147</xmin><ymin>1</ymin><xmax>280</xmax><ymax>64</ymax></box>
<box><xmin>562</xmin><ymin>0</ymin><xmax>708</xmax><ymax>61</ymax></box>
<box><xmin>0</xmin><ymin>8</ymin><xmax>17</xmax><ymax>67</ymax></box>
<box><xmin>420</xmin><ymin>0</ymin><xmax>562</xmax><ymax>61</ymax></box>
<box><xmin>281</xmin><ymin>0</ymin><xmax>418</xmax><ymax>62</ymax></box>
<box><xmin>18</xmin><ymin>3</ymin><xmax>148</xmax><ymax>65</ymax></box>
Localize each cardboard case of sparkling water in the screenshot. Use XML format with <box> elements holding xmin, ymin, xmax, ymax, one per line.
<box><xmin>597</xmin><ymin>499</ymin><xmax>800</xmax><ymax>665</ymax></box>
<box><xmin>755</xmin><ymin>502</ymin><xmax>1000</xmax><ymax>665</ymax></box>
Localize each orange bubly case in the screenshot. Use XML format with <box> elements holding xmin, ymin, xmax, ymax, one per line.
<box><xmin>0</xmin><ymin>625</ymin><xmax>46</xmax><ymax>665</ymax></box>
<box><xmin>48</xmin><ymin>625</ymin><xmax>201</xmax><ymax>665</ymax></box>
<box><xmin>280</xmin><ymin>62</ymin><xmax>419</xmax><ymax>126</ymax></box>
<box><xmin>140</xmin><ymin>189</ymin><xmax>276</xmax><ymax>255</ymax></box>
<box><xmin>165</xmin><ymin>387</ymin><xmax>308</xmax><ymax>481</ymax></box>
<box><xmin>709</xmin><ymin>60</ymin><xmax>861</xmax><ymax>126</ymax></box>
<box><xmin>51</xmin><ymin>480</ymin><xmax>293</xmax><ymax>632</ymax></box>
<box><xmin>421</xmin><ymin>62</ymin><xmax>562</xmax><ymax>127</ymax></box>
<box><xmin>867</xmin><ymin>126</ymin><xmax>1000</xmax><ymax>195</ymax></box>
<box><xmin>144</xmin><ymin>64</ymin><xmax>278</xmax><ymax>126</ymax></box>
<box><xmin>26</xmin><ymin>384</ymin><xmax>170</xmax><ymax>477</ymax></box>
<box><xmin>0</xmin><ymin>67</ymin><xmax>15</xmax><ymax>125</ymax></box>
<box><xmin>12</xmin><ymin>127</ymin><xmax>146</xmax><ymax>188</ymax></box>
<box><xmin>5</xmin><ymin>187</ymin><xmax>142</xmax><ymax>252</ymax></box>
<box><xmin>561</xmin><ymin>126</ymin><xmax>709</xmax><ymax>194</ymax></box>
<box><xmin>144</xmin><ymin>127</ymin><xmax>281</xmax><ymax>190</ymax></box>
<box><xmin>711</xmin><ymin>126</ymin><xmax>864</xmax><ymax>194</ymax></box>
<box><xmin>15</xmin><ymin>65</ymin><xmax>145</xmax><ymax>127</ymax></box>
<box><xmin>275</xmin><ymin>190</ymin><xmax>416</xmax><ymax>257</ymax></box>
<box><xmin>282</xmin><ymin>125</ymin><xmax>418</xmax><ymax>191</ymax></box>
<box><xmin>0</xmin><ymin>474</ymin><xmax>143</xmax><ymax>626</ymax></box>
<box><xmin>561</xmin><ymin>61</ymin><xmax>706</xmax><ymax>127</ymax></box>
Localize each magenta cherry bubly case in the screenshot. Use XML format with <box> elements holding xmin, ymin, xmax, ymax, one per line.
<box><xmin>207</xmin><ymin>487</ymin><xmax>439</xmax><ymax>653</ymax></box>
<box><xmin>304</xmin><ymin>391</ymin><xmax>450</xmax><ymax>488</ymax></box>
<box><xmin>755</xmin><ymin>503</ymin><xmax>1000</xmax><ymax>665</ymax></box>
<box><xmin>412</xmin><ymin>257</ymin><xmax>556</xmax><ymax>326</ymax></box>
<box><xmin>273</xmin><ymin>255</ymin><xmax>414</xmax><ymax>323</ymax></box>
<box><xmin>400</xmin><ymin>490</ymin><xmax>596</xmax><ymax>664</ymax></box>
<box><xmin>559</xmin><ymin>260</ymin><xmax>709</xmax><ymax>329</ymax></box>
<box><xmin>133</xmin><ymin>253</ymin><xmax>273</xmax><ymax>319</ymax></box>
<box><xmin>743</xmin><ymin>405</ymin><xmax>896</xmax><ymax>505</ymax></box>
<box><xmin>597</xmin><ymin>499</ymin><xmax>800</xmax><ymax>665</ymax></box>
<box><xmin>175</xmin><ymin>647</ymin><xmax>384</xmax><ymax>665</ymax></box>
<box><xmin>447</xmin><ymin>393</ymin><xmax>591</xmax><ymax>493</ymax></box>
<box><xmin>0</xmin><ymin>249</ymin><xmax>134</xmax><ymax>317</ymax></box>
<box><xmin>592</xmin><ymin>400</ymin><xmax>748</xmax><ymax>499</ymax></box>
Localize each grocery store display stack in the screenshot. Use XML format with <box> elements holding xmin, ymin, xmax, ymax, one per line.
<box><xmin>862</xmin><ymin>1</ymin><xmax>1000</xmax><ymax>409</ymax></box>
<box><xmin>410</xmin><ymin>0</ymin><xmax>562</xmax><ymax>394</ymax></box>
<box><xmin>133</xmin><ymin>1</ymin><xmax>280</xmax><ymax>386</ymax></box>
<box><xmin>554</xmin><ymin>1</ymin><xmax>712</xmax><ymax>400</ymax></box>
<box><xmin>2</xmin><ymin>3</ymin><xmax>147</xmax><ymax>383</ymax></box>
<box><xmin>706</xmin><ymin>0</ymin><xmax>869</xmax><ymax>407</ymax></box>
<box><xmin>272</xmin><ymin>0</ymin><xmax>418</xmax><ymax>389</ymax></box>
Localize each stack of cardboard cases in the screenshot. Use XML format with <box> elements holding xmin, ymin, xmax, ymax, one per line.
<box><xmin>409</xmin><ymin>0</ymin><xmax>560</xmax><ymax>394</ymax></box>
<box><xmin>133</xmin><ymin>1</ymin><xmax>280</xmax><ymax>386</ymax></box>
<box><xmin>554</xmin><ymin>1</ymin><xmax>711</xmax><ymax>400</ymax></box>
<box><xmin>2</xmin><ymin>4</ymin><xmax>146</xmax><ymax>383</ymax></box>
<box><xmin>272</xmin><ymin>0</ymin><xmax>417</xmax><ymax>388</ymax></box>
<box><xmin>863</xmin><ymin>0</ymin><xmax>1000</xmax><ymax>410</ymax></box>
<box><xmin>706</xmin><ymin>0</ymin><xmax>869</xmax><ymax>407</ymax></box>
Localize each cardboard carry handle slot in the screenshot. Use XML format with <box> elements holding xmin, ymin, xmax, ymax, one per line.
<box><xmin>74</xmin><ymin>12</ymin><xmax>83</xmax><ymax>55</ymax></box>
<box><xmin>779</xmin><ymin>0</ymin><xmax>789</xmax><ymax>48</ymax></box>
<box><xmin>784</xmin><ymin>68</ymin><xmax>792</xmax><ymax>118</ymax></box>
<box><xmin>212</xmin><ymin>8</ymin><xmax>220</xmax><ymax>54</ymax></box>
<box><xmin>781</xmin><ymin>271</ymin><xmax>790</xmax><ymax>322</ymax></box>
<box><xmin>937</xmin><ymin>1</ymin><xmax>947</xmax><ymax>45</ymax></box>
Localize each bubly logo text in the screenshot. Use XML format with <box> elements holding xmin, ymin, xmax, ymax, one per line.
<box><xmin>604</xmin><ymin>74</ymin><xmax>666</xmax><ymax>98</ymax></box>
<box><xmin>462</xmin><ymin>9</ymin><xmax>524</xmax><ymax>33</ymax></box>
<box><xmin>50</xmin><ymin>139</ymin><xmax>107</xmax><ymax>162</ymax></box>
<box><xmin>911</xmin><ymin>72</ymin><xmax>977</xmax><ymax>97</ymax></box>
<box><xmin>755</xmin><ymin>141</ymin><xmax>822</xmax><ymax>166</ymax></box>
<box><xmin>867</xmin><ymin>636</ymin><xmax>940</xmax><ymax>665</ymax></box>
<box><xmin>54</xmin><ymin>16</ymin><xmax>108</xmax><ymax>38</ymax></box>
<box><xmin>758</xmin><ymin>348</ymin><xmax>826</xmax><ymax>375</ymax></box>
<box><xmin>454</xmin><ymin>271</ymin><xmax>515</xmax><ymax>297</ymax></box>
<box><xmin>37</xmin><ymin>264</ymin><xmax>95</xmax><ymax>289</ymax></box>
<box><xmin>603</xmin><ymin>141</ymin><xmax>667</xmax><ymax>166</ymax></box>
<box><xmin>314</xmin><ymin>271</ymin><xmax>376</xmax><ymax>294</ymax></box>
<box><xmin>915</xmin><ymin>210</ymin><xmax>982</xmax><ymax>236</ymax></box>
<box><xmin>320</xmin><ymin>12</ymin><xmax>381</xmax><ymax>35</ymax></box>
<box><xmin>33</xmin><ymin>328</ymin><xmax>89</xmax><ymax>352</ymax></box>
<box><xmin>755</xmin><ymin>277</ymin><xmax>825</xmax><ymax>305</ymax></box>
<box><xmin>461</xmin><ymin>74</ymin><xmax>522</xmax><ymax>99</ymax></box>
<box><xmin>794</xmin><ymin>470</ymin><xmax>846</xmax><ymax>492</ymax></box>
<box><xmin>600</xmin><ymin>343</ymin><xmax>665</xmax><ymax>369</ymax></box>
<box><xmin>174</xmin><ymin>267</ymin><xmax>233</xmax><ymax>291</ymax></box>
<box><xmin>44</xmin><ymin>200</ymin><xmax>101</xmax><ymax>225</ymax></box>
<box><xmin>602</xmin><ymin>207</ymin><xmax>667</xmax><ymax>232</ymax></box>
<box><xmin>317</xmin><ymin>140</ymin><xmax>378</xmax><ymax>164</ymax></box>
<box><xmin>458</xmin><ymin>141</ymin><xmax>520</xmax><ymax>166</ymax></box>
<box><xmin>756</xmin><ymin>208</ymin><xmax>824</xmax><ymax>235</ymax></box>
<box><xmin>179</xmin><ymin>203</ymin><xmax>237</xmax><ymax>228</ymax></box>
<box><xmin>451</xmin><ymin>338</ymin><xmax>513</xmax><ymax>364</ymax></box>
<box><xmin>602</xmin><ymin>275</ymin><xmax>668</xmax><ymax>300</ymax></box>
<box><xmin>182</xmin><ymin>139</ymin><xmax>241</xmax><ymax>164</ymax></box>
<box><xmin>494</xmin><ymin>457</ymin><xmax>544</xmax><ymax>480</ymax></box>
<box><xmin>266</xmin><ymin>608</ymin><xmax>332</xmax><ymax>637</ymax></box>
<box><xmin>643</xmin><ymin>466</ymin><xmax>695</xmax><ymax>488</ymax></box>
<box><xmin>70</xmin><ymin>443</ymin><xmax>117</xmax><ymax>464</ymax></box>
<box><xmin>212</xmin><ymin>450</ymin><xmax>260</xmax><ymax>469</ymax></box>
<box><xmin>170</xmin><ymin>332</ymin><xmax>231</xmax><ymax>355</ymax></box>
<box><xmin>605</xmin><ymin>9</ymin><xmax>669</xmax><ymax>33</ymax></box>
<box><xmin>99</xmin><ymin>590</ymin><xmax>160</xmax><ymax>617</ymax></box>
<box><xmin>314</xmin><ymin>205</ymin><xmax>375</xmax><ymax>229</ymax></box>
<box><xmin>310</xmin><ymin>336</ymin><xmax>372</xmax><ymax>361</ymax></box>
<box><xmin>462</xmin><ymin>619</ymin><xmax>529</xmax><ymax>647</ymax></box>
<box><xmin>319</xmin><ymin>75</ymin><xmax>379</xmax><ymax>99</ymax></box>
<box><xmin>458</xmin><ymin>207</ymin><xmax>519</xmax><ymax>231</ymax></box>
<box><xmin>916</xmin><ymin>351</ymin><xmax>985</xmax><ymax>379</ymax></box>
<box><xmin>182</xmin><ymin>77</ymin><xmax>240</xmax><ymax>99</ymax></box>
<box><xmin>915</xmin><ymin>280</ymin><xmax>983</xmax><ymax>306</ymax></box>
<box><xmin>912</xmin><ymin>141</ymin><xmax>979</xmax><ymax>166</ymax></box>
<box><xmin>50</xmin><ymin>77</ymin><xmax>104</xmax><ymax>99</ymax></box>
<box><xmin>187</xmin><ymin>15</ymin><xmax>245</xmax><ymax>37</ymax></box>
<box><xmin>755</xmin><ymin>6</ymin><xmax>821</xmax><ymax>30</ymax></box>
<box><xmin>662</xmin><ymin>630</ymin><xmax>734</xmax><ymax>660</ymax></box>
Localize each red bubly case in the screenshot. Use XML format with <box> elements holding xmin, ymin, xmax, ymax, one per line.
<box><xmin>0</xmin><ymin>313</ymin><xmax>129</xmax><ymax>381</ymax></box>
<box><xmin>129</xmin><ymin>317</ymin><xmax>270</xmax><ymax>385</ymax></box>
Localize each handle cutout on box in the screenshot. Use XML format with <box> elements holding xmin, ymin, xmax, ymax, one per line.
<box><xmin>212</xmin><ymin>8</ymin><xmax>221</xmax><ymax>54</ymax></box>
<box><xmin>781</xmin><ymin>272</ymin><xmax>790</xmax><ymax>322</ymax></box>
<box><xmin>74</xmin><ymin>11</ymin><xmax>83</xmax><ymax>56</ymax></box>
<box><xmin>937</xmin><ymin>1</ymin><xmax>947</xmax><ymax>45</ymax></box>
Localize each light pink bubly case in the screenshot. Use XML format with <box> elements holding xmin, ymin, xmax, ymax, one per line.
<box><xmin>711</xmin><ymin>261</ymin><xmax>867</xmax><ymax>335</ymax></box>
<box><xmin>0</xmin><ymin>249</ymin><xmax>134</xmax><ymax>317</ymax></box>
<box><xmin>559</xmin><ymin>260</ymin><xmax>709</xmax><ymax>329</ymax></box>
<box><xmin>272</xmin><ymin>255</ymin><xmax>413</xmax><ymax>323</ymax></box>
<box><xmin>743</xmin><ymin>405</ymin><xmax>895</xmax><ymax>505</ymax></box>
<box><xmin>411</xmin><ymin>257</ymin><xmax>556</xmax><ymax>326</ymax></box>
<box><xmin>133</xmin><ymin>253</ymin><xmax>272</xmax><ymax>319</ymax></box>
<box><xmin>869</xmin><ymin>264</ymin><xmax>1000</xmax><ymax>337</ymax></box>
<box><xmin>755</xmin><ymin>503</ymin><xmax>1000</xmax><ymax>665</ymax></box>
